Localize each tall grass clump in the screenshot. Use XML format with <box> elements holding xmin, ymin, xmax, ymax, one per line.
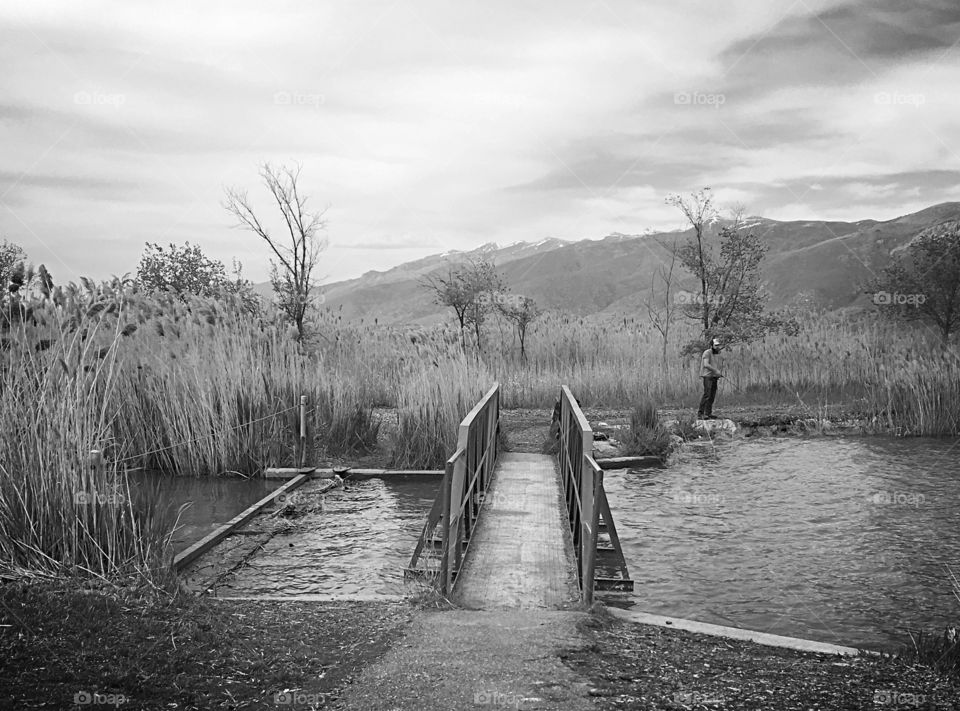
<box><xmin>898</xmin><ymin>567</ymin><xmax>960</xmax><ymax>681</ymax></box>
<box><xmin>864</xmin><ymin>355</ymin><xmax>960</xmax><ymax>435</ymax></box>
<box><xmin>618</xmin><ymin>399</ymin><xmax>674</xmax><ymax>458</ymax></box>
<box><xmin>318</xmin><ymin>385</ymin><xmax>381</xmax><ymax>456</ymax></box>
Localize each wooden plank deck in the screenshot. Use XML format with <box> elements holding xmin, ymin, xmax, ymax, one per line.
<box><xmin>455</xmin><ymin>453</ymin><xmax>580</xmax><ymax>609</ymax></box>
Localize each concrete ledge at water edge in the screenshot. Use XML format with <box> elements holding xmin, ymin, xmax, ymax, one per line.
<box><xmin>263</xmin><ymin>467</ymin><xmax>444</xmax><ymax>479</ymax></box>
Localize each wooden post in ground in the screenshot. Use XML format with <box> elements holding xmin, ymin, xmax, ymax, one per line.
<box><xmin>89</xmin><ymin>449</ymin><xmax>104</xmax><ymax>477</ymax></box>
<box><xmin>299</xmin><ymin>395</ymin><xmax>308</xmax><ymax>468</ymax></box>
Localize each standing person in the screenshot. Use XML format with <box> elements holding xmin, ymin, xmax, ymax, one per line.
<box><xmin>697</xmin><ymin>337</ymin><xmax>723</xmax><ymax>420</ymax></box>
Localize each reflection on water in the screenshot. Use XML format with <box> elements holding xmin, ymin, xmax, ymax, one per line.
<box><xmin>601</xmin><ymin>436</ymin><xmax>960</xmax><ymax>649</ymax></box>
<box><xmin>214</xmin><ymin>476</ymin><xmax>438</xmax><ymax>598</ymax></box>
<box><xmin>131</xmin><ymin>472</ymin><xmax>283</xmax><ymax>553</ymax></box>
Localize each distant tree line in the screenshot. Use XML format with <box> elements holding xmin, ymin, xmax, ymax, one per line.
<box><xmin>420</xmin><ymin>256</ymin><xmax>541</xmax><ymax>360</ymax></box>
<box><xmin>8</xmin><ymin>172</ymin><xmax>959</xmax><ymax>359</ymax></box>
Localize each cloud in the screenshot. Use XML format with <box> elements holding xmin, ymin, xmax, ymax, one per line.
<box><xmin>719</xmin><ymin>0</ymin><xmax>960</xmax><ymax>95</ymax></box>
<box><xmin>0</xmin><ymin>0</ymin><xmax>957</xmax><ymax>283</ymax></box>
<box><xmin>0</xmin><ymin>169</ymin><xmax>143</xmax><ymax>199</ymax></box>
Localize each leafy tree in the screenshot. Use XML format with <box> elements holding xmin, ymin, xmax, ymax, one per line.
<box><xmin>421</xmin><ymin>257</ymin><xmax>504</xmax><ymax>354</ymax></box>
<box><xmin>137</xmin><ymin>242</ymin><xmax>229</xmax><ymax>297</ymax></box>
<box><xmin>668</xmin><ymin>191</ymin><xmax>795</xmax><ymax>354</ymax></box>
<box><xmin>137</xmin><ymin>242</ymin><xmax>260</xmax><ymax>315</ymax></box>
<box><xmin>0</xmin><ymin>241</ymin><xmax>55</xmax><ymax>328</ymax></box>
<box><xmin>869</xmin><ymin>219</ymin><xmax>960</xmax><ymax>347</ymax></box>
<box><xmin>421</xmin><ymin>264</ymin><xmax>473</xmax><ymax>352</ymax></box>
<box><xmin>0</xmin><ymin>240</ymin><xmax>26</xmax><ymax>302</ymax></box>
<box><xmin>498</xmin><ymin>295</ymin><xmax>540</xmax><ymax>361</ymax></box>
<box><xmin>223</xmin><ymin>163</ymin><xmax>327</xmax><ymax>341</ymax></box>
<box><xmin>464</xmin><ymin>259</ymin><xmax>507</xmax><ymax>355</ymax></box>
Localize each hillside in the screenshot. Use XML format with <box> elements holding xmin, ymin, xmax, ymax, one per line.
<box><xmin>259</xmin><ymin>202</ymin><xmax>960</xmax><ymax>325</ymax></box>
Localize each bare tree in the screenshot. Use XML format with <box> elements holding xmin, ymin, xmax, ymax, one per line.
<box><xmin>223</xmin><ymin>163</ymin><xmax>327</xmax><ymax>340</ymax></box>
<box><xmin>666</xmin><ymin>188</ymin><xmax>717</xmax><ymax>334</ymax></box>
<box><xmin>643</xmin><ymin>237</ymin><xmax>679</xmax><ymax>365</ymax></box>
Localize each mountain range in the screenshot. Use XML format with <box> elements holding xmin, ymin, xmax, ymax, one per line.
<box><xmin>259</xmin><ymin>202</ymin><xmax>960</xmax><ymax>325</ymax></box>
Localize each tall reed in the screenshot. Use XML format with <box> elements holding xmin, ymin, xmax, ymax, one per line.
<box><xmin>0</xmin><ymin>313</ymin><xmax>174</xmax><ymax>580</ymax></box>
<box><xmin>311</xmin><ymin>304</ymin><xmax>960</xmax><ymax>434</ymax></box>
<box><xmin>390</xmin><ymin>356</ymin><xmax>493</xmax><ymax>469</ymax></box>
<box><xmin>0</xmin><ymin>283</ymin><xmax>380</xmax><ymax>581</ymax></box>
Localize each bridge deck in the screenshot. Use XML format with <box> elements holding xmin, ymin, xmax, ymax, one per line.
<box><xmin>455</xmin><ymin>452</ymin><xmax>580</xmax><ymax>609</ymax></box>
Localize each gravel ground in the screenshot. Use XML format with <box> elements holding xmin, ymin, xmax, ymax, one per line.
<box><xmin>562</xmin><ymin>609</ymin><xmax>960</xmax><ymax>711</ymax></box>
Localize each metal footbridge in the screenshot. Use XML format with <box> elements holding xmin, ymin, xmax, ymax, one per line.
<box><xmin>405</xmin><ymin>384</ymin><xmax>633</xmax><ymax>607</ymax></box>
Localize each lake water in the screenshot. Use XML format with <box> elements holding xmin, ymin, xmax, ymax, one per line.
<box><xmin>153</xmin><ymin>436</ymin><xmax>958</xmax><ymax>650</ymax></box>
<box><xmin>600</xmin><ymin>436</ymin><xmax>960</xmax><ymax>650</ymax></box>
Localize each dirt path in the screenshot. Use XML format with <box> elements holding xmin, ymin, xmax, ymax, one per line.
<box><xmin>331</xmin><ymin>609</ymin><xmax>594</xmax><ymax>710</ymax></box>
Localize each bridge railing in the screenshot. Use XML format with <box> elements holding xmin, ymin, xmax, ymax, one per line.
<box><xmin>558</xmin><ymin>385</ymin><xmax>632</xmax><ymax>603</ymax></box>
<box><xmin>405</xmin><ymin>383</ymin><xmax>500</xmax><ymax>595</ymax></box>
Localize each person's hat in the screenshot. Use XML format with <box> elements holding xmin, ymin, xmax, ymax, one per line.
<box><xmin>711</xmin><ymin>337</ymin><xmax>722</xmax><ymax>348</ymax></box>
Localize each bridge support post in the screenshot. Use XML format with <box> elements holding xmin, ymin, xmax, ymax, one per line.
<box><xmin>578</xmin><ymin>424</ymin><xmax>593</xmax><ymax>603</ymax></box>
<box><xmin>581</xmin><ymin>465</ymin><xmax>602</xmax><ymax>605</ymax></box>
<box><xmin>445</xmin><ymin>449</ymin><xmax>467</xmax><ymax>594</ymax></box>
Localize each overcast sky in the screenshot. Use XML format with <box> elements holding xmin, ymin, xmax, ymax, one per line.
<box><xmin>2</xmin><ymin>0</ymin><xmax>959</xmax><ymax>285</ymax></box>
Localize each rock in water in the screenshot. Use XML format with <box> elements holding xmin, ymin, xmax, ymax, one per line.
<box><xmin>693</xmin><ymin>418</ymin><xmax>737</xmax><ymax>435</ymax></box>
